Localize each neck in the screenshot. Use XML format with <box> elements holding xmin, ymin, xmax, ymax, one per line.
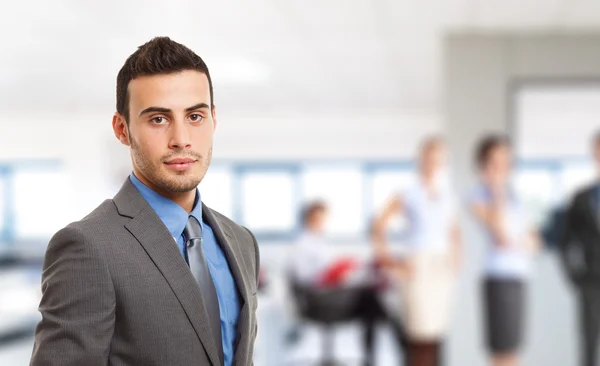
<box><xmin>485</xmin><ymin>180</ymin><xmax>509</xmax><ymax>199</ymax></box>
<box><xmin>421</xmin><ymin>171</ymin><xmax>437</xmax><ymax>188</ymax></box>
<box><xmin>133</xmin><ymin>170</ymin><xmax>197</xmax><ymax>213</ymax></box>
<box><xmin>485</xmin><ymin>179</ymin><xmax>507</xmax><ymax>190</ymax></box>
<box><xmin>161</xmin><ymin>190</ymin><xmax>196</xmax><ymax>213</ymax></box>
<box><xmin>305</xmin><ymin>226</ymin><xmax>321</xmax><ymax>235</ymax></box>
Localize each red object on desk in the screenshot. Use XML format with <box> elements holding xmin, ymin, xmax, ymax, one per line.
<box><xmin>317</xmin><ymin>258</ymin><xmax>358</xmax><ymax>287</ymax></box>
<box><xmin>258</xmin><ymin>268</ymin><xmax>266</xmax><ymax>291</ymax></box>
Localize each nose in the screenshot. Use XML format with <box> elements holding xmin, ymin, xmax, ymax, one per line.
<box><xmin>168</xmin><ymin>119</ymin><xmax>192</xmax><ymax>150</ymax></box>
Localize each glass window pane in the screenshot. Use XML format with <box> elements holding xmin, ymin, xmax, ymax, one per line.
<box><xmin>368</xmin><ymin>170</ymin><xmax>414</xmax><ymax>233</ymax></box>
<box><xmin>240</xmin><ymin>171</ymin><xmax>296</xmax><ymax>232</ymax></box>
<box><xmin>516</xmin><ymin>86</ymin><xmax>600</xmax><ymax>158</ymax></box>
<box><xmin>14</xmin><ymin>169</ymin><xmax>74</xmax><ymax>240</ymax></box>
<box><xmin>200</xmin><ymin>166</ymin><xmax>233</xmax><ymax>218</ymax></box>
<box><xmin>301</xmin><ymin>165</ymin><xmax>364</xmax><ymax>236</ymax></box>
<box><xmin>0</xmin><ymin>175</ymin><xmax>5</xmax><ymax>239</ymax></box>
<box><xmin>559</xmin><ymin>161</ymin><xmax>596</xmax><ymax>200</ymax></box>
<box><xmin>370</xmin><ymin>170</ymin><xmax>415</xmax><ymax>212</ymax></box>
<box><xmin>513</xmin><ymin>169</ymin><xmax>557</xmax><ymax>227</ymax></box>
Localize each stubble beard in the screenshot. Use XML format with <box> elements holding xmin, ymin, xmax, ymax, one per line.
<box><xmin>130</xmin><ymin>136</ymin><xmax>212</xmax><ymax>193</ymax></box>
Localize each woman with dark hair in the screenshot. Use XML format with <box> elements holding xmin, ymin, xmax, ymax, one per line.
<box><xmin>468</xmin><ymin>134</ymin><xmax>540</xmax><ymax>366</ymax></box>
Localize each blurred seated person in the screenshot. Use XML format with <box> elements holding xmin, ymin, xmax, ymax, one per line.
<box><xmin>290</xmin><ymin>200</ymin><xmax>402</xmax><ymax>366</ymax></box>
<box><xmin>292</xmin><ymin>200</ymin><xmax>363</xmax><ymax>286</ymax></box>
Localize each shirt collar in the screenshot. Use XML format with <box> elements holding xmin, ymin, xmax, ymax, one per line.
<box><xmin>129</xmin><ymin>172</ymin><xmax>202</xmax><ymax>239</ymax></box>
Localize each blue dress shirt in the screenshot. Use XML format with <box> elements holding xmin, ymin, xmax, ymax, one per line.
<box><xmin>130</xmin><ymin>173</ymin><xmax>240</xmax><ymax>366</ymax></box>
<box><xmin>468</xmin><ymin>184</ymin><xmax>532</xmax><ymax>279</ymax></box>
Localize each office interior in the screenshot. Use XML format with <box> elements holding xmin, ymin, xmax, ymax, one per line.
<box><xmin>2</xmin><ymin>1</ymin><xmax>600</xmax><ymax>365</ymax></box>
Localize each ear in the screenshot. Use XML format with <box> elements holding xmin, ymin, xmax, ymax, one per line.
<box><xmin>112</xmin><ymin>113</ymin><xmax>130</xmax><ymax>146</ymax></box>
<box><xmin>211</xmin><ymin>105</ymin><xmax>218</xmax><ymax>132</ymax></box>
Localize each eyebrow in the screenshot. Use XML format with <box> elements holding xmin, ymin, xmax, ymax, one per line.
<box><xmin>138</xmin><ymin>103</ymin><xmax>210</xmax><ymax>117</ymax></box>
<box><xmin>139</xmin><ymin>106</ymin><xmax>171</xmax><ymax>117</ymax></box>
<box><xmin>185</xmin><ymin>103</ymin><xmax>210</xmax><ymax>112</ymax></box>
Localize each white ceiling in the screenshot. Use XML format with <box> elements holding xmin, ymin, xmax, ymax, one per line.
<box><xmin>0</xmin><ymin>0</ymin><xmax>599</xmax><ymax>115</ymax></box>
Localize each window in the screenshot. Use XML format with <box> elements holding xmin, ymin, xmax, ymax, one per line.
<box><xmin>13</xmin><ymin>167</ymin><xmax>73</xmax><ymax>240</ymax></box>
<box><xmin>513</xmin><ymin>167</ymin><xmax>558</xmax><ymax>227</ymax></box>
<box><xmin>300</xmin><ymin>165</ymin><xmax>364</xmax><ymax>237</ymax></box>
<box><xmin>366</xmin><ymin>166</ymin><xmax>414</xmax><ymax>234</ymax></box>
<box><xmin>0</xmin><ymin>172</ymin><xmax>6</xmax><ymax>242</ymax></box>
<box><xmin>200</xmin><ymin>165</ymin><xmax>234</xmax><ymax>218</ymax></box>
<box><xmin>514</xmin><ymin>83</ymin><xmax>600</xmax><ymax>225</ymax></box>
<box><xmin>559</xmin><ymin>160</ymin><xmax>595</xmax><ymax>200</ymax></box>
<box><xmin>515</xmin><ymin>84</ymin><xmax>600</xmax><ymax>159</ymax></box>
<box><xmin>239</xmin><ymin>168</ymin><xmax>297</xmax><ymax>235</ymax></box>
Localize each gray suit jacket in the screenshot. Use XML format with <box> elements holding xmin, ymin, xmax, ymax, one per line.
<box><xmin>30</xmin><ymin>179</ymin><xmax>260</xmax><ymax>366</ymax></box>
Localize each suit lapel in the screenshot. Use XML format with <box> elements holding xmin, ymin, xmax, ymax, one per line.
<box><xmin>202</xmin><ymin>204</ymin><xmax>251</xmax><ymax>306</ymax></box>
<box><xmin>202</xmin><ymin>205</ymin><xmax>253</xmax><ymax>365</ymax></box>
<box><xmin>114</xmin><ymin>180</ymin><xmax>222</xmax><ymax>366</ymax></box>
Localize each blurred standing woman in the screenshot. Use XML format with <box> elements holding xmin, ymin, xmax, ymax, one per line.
<box><xmin>372</xmin><ymin>136</ymin><xmax>462</xmax><ymax>366</ymax></box>
<box><xmin>468</xmin><ymin>135</ymin><xmax>540</xmax><ymax>366</ymax></box>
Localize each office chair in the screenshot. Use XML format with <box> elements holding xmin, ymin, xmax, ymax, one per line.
<box><xmin>289</xmin><ymin>278</ymin><xmax>364</xmax><ymax>366</ymax></box>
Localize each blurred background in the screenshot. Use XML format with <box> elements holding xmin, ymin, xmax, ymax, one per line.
<box><xmin>1</xmin><ymin>1</ymin><xmax>600</xmax><ymax>365</ymax></box>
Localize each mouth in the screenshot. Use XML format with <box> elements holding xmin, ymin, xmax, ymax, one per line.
<box><xmin>164</xmin><ymin>158</ymin><xmax>197</xmax><ymax>171</ymax></box>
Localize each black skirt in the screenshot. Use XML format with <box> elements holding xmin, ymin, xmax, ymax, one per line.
<box><xmin>483</xmin><ymin>277</ymin><xmax>526</xmax><ymax>353</ymax></box>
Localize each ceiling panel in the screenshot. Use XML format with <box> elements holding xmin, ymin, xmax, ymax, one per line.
<box><xmin>381</xmin><ymin>0</ymin><xmax>471</xmax><ymax>29</ymax></box>
<box><xmin>470</xmin><ymin>0</ymin><xmax>566</xmax><ymax>29</ymax></box>
<box><xmin>0</xmin><ymin>0</ymin><xmax>599</xmax><ymax>115</ymax></box>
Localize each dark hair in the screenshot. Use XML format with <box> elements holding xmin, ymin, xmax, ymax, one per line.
<box><xmin>301</xmin><ymin>200</ymin><xmax>327</xmax><ymax>226</ymax></box>
<box><xmin>116</xmin><ymin>37</ymin><xmax>214</xmax><ymax>123</ymax></box>
<box><xmin>475</xmin><ymin>134</ymin><xmax>510</xmax><ymax>169</ymax></box>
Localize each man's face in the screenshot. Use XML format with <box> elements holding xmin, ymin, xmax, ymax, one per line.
<box><xmin>115</xmin><ymin>70</ymin><xmax>216</xmax><ymax>195</ymax></box>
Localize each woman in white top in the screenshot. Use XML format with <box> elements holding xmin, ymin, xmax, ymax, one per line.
<box><xmin>373</xmin><ymin>136</ymin><xmax>461</xmax><ymax>366</ymax></box>
<box><xmin>467</xmin><ymin>135</ymin><xmax>540</xmax><ymax>366</ymax></box>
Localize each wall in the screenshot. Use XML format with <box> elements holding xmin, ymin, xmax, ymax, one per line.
<box><xmin>213</xmin><ymin>110</ymin><xmax>439</xmax><ymax>160</ymax></box>
<box><xmin>443</xmin><ymin>33</ymin><xmax>600</xmax><ymax>366</ymax></box>
<box><xmin>0</xmin><ymin>109</ymin><xmax>439</xmax><ymax>221</ymax></box>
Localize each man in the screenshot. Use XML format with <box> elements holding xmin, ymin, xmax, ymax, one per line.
<box><xmin>560</xmin><ymin>132</ymin><xmax>600</xmax><ymax>366</ymax></box>
<box><xmin>30</xmin><ymin>37</ymin><xmax>259</xmax><ymax>366</ymax></box>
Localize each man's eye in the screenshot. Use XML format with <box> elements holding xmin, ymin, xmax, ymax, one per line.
<box><xmin>150</xmin><ymin>116</ymin><xmax>167</xmax><ymax>124</ymax></box>
<box><xmin>189</xmin><ymin>114</ymin><xmax>203</xmax><ymax>123</ymax></box>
